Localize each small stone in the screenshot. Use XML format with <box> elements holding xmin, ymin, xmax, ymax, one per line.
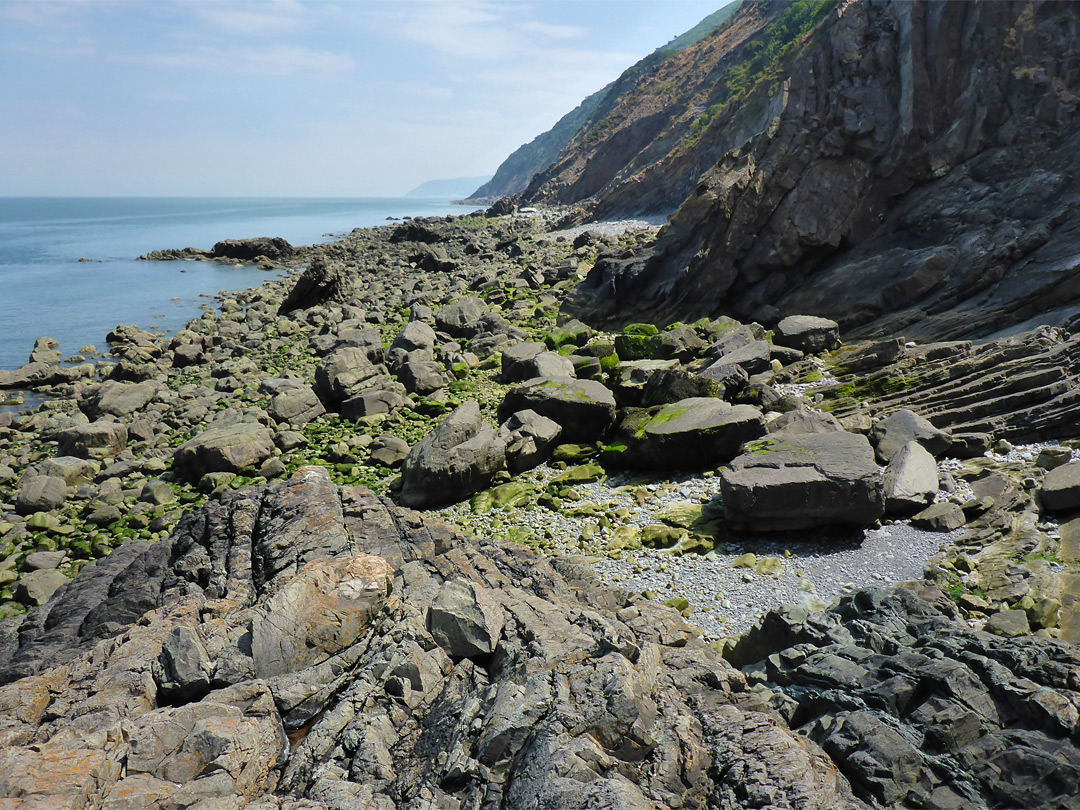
<box><xmin>732</xmin><ymin>553</ymin><xmax>757</xmax><ymax>569</ymax></box>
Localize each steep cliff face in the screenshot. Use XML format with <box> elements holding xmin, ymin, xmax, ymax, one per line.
<box><xmin>560</xmin><ymin>0</ymin><xmax>1080</xmax><ymax>340</ymax></box>
<box><xmin>468</xmin><ymin>1</ymin><xmax>744</xmax><ymax>203</ymax></box>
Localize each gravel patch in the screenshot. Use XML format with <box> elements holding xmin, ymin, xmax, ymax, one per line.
<box><xmin>437</xmin><ymin>463</ymin><xmax>961</xmax><ymax>642</ymax></box>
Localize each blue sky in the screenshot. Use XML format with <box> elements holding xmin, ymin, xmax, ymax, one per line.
<box><xmin>0</xmin><ymin>0</ymin><xmax>729</xmax><ymax>197</ymax></box>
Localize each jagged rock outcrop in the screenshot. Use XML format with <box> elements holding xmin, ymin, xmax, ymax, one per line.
<box><xmin>729</xmin><ymin>586</ymin><xmax>1080</xmax><ymax>809</ymax></box>
<box><xmin>559</xmin><ymin>0</ymin><xmax>1080</xmax><ymax>341</ymax></box>
<box><xmin>0</xmin><ymin>466</ymin><xmax>865</xmax><ymax>809</ymax></box>
<box><xmin>0</xmin><ymin>467</ymin><xmax>1076</xmax><ymax>809</ymax></box>
<box><xmin>278</xmin><ymin>253</ymin><xmax>354</xmax><ymax>315</ymax></box>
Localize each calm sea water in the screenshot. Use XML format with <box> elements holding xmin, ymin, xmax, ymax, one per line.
<box><xmin>0</xmin><ymin>197</ymin><xmax>469</xmax><ymax>372</ymax></box>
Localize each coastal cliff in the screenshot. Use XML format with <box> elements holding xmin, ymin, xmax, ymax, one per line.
<box><xmin>514</xmin><ymin>0</ymin><xmax>1080</xmax><ymax>341</ymax></box>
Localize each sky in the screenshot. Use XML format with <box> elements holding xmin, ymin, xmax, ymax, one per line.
<box><xmin>0</xmin><ymin>0</ymin><xmax>730</xmax><ymax>197</ymax></box>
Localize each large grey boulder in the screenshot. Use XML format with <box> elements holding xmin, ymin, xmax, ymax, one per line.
<box><xmin>396</xmin><ymin>355</ymin><xmax>449</xmax><ymax>395</ymax></box>
<box><xmin>882</xmin><ymin>440</ymin><xmax>938</xmax><ymax>515</ymax></box>
<box><xmin>766</xmin><ymin>409</ymin><xmax>844</xmax><ymax>435</ymax></box>
<box><xmin>55</xmin><ymin>421</ymin><xmax>128</xmax><ymax>460</ymax></box>
<box><xmin>83</xmin><ymin>380</ymin><xmax>160</xmax><ymax>418</ymax></box>
<box><xmin>268</xmin><ymin>385</ymin><xmax>326</xmax><ymax>427</ymax></box>
<box><xmin>36</xmin><ymin>456</ymin><xmax>97</xmax><ymax>485</ymax></box>
<box><xmin>391</xmin><ymin>320</ymin><xmax>437</xmax><ymax>354</ymax></box>
<box><xmin>427</xmin><ymin>579</ymin><xmax>505</xmax><ymax>658</ymax></box>
<box><xmin>15</xmin><ymin>475</ymin><xmax>68</xmax><ymax>516</ymax></box>
<box><xmin>500</xmin><ymin>342</ymin><xmax>547</xmax><ymax>382</ymax></box>
<box><xmin>435</xmin><ymin>297</ymin><xmax>488</xmax><ymax>338</ymax></box>
<box><xmin>721</xmin><ymin>432</ymin><xmax>884</xmax><ymax>531</ymax></box>
<box><xmin>173</xmin><ymin>421</ymin><xmax>275</xmax><ymax>481</ymax></box>
<box><xmin>498</xmin><ymin>377</ymin><xmax>617</xmax><ymax>443</ymax></box>
<box><xmin>314</xmin><ymin>347</ymin><xmax>393</xmax><ymax>407</ymax></box>
<box><xmin>612</xmin><ymin>398</ymin><xmax>766</xmax><ymax>470</ymax></box>
<box><xmin>869</xmin><ymin>409</ymin><xmax>952</xmax><ymax>463</ymax></box>
<box><xmin>1042</xmin><ymin>462</ymin><xmax>1080</xmax><ymax>513</ymax></box>
<box><xmin>711</xmin><ymin>340</ymin><xmax>772</xmax><ymax>376</ymax></box>
<box><xmin>399</xmin><ymin>401</ymin><xmax>506</xmax><ymax>508</ymax></box>
<box><xmin>774</xmin><ymin>315</ymin><xmax>841</xmax><ymax>354</ymax></box>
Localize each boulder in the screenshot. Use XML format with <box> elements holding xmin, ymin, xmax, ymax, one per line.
<box><xmin>882</xmin><ymin>441</ymin><xmax>938</xmax><ymax>515</ymax></box>
<box><xmin>314</xmin><ymin>347</ymin><xmax>391</xmax><ymax>407</ymax></box>
<box><xmin>16</xmin><ymin>569</ymin><xmax>69</xmax><ymax>606</ymax></box>
<box><xmin>36</xmin><ymin>456</ymin><xmax>97</xmax><ymax>485</ymax></box>
<box><xmin>15</xmin><ymin>475</ymin><xmax>68</xmax><ymax>516</ymax></box>
<box><xmin>766</xmin><ymin>410</ymin><xmax>844</xmax><ymax>435</ymax></box>
<box><xmin>369</xmin><ymin>435</ymin><xmax>410</xmax><ymax>467</ymax></box>
<box><xmin>639</xmin><ymin>367</ymin><xmax>722</xmax><ymax>406</ymax></box>
<box><xmin>774</xmin><ymin>315</ymin><xmax>841</xmax><ymax>354</ymax></box>
<box><xmin>427</xmin><ymin>579</ymin><xmax>505</xmax><ymax>658</ymax></box>
<box><xmin>212</xmin><ymin>236</ymin><xmax>292</xmax><ymax>261</ymax></box>
<box><xmin>500</xmin><ymin>342</ymin><xmax>548</xmax><ymax>382</ymax></box>
<box><xmin>391</xmin><ymin>320</ymin><xmax>438</xmax><ymax>354</ymax></box>
<box><xmin>435</xmin><ymin>297</ymin><xmax>488</xmax><ymax>338</ymax></box>
<box><xmin>612</xmin><ymin>398</ymin><xmax>766</xmax><ymax>470</ymax></box>
<box><xmin>341</xmin><ymin>390</ymin><xmax>407</xmax><ymax>420</ymax></box>
<box><xmin>721</xmin><ymin>432</ymin><xmax>884</xmax><ymax>531</ymax></box>
<box><xmin>711</xmin><ymin>340</ymin><xmax>772</xmax><ymax>376</ymax></box>
<box><xmin>173</xmin><ymin>422</ymin><xmax>275</xmax><ymax>481</ymax></box>
<box><xmin>396</xmin><ymin>356</ymin><xmax>449</xmax><ymax>395</ymax></box>
<box><xmin>268</xmin><ymin>386</ymin><xmax>326</xmax><ymax>427</ymax></box>
<box><xmin>499</xmin><ymin>377</ymin><xmax>617</xmax><ymax>443</ymax></box>
<box><xmin>83</xmin><ymin>380</ymin><xmax>160</xmax><ymax>418</ymax></box>
<box><xmin>55</xmin><ymin>422</ymin><xmax>128</xmax><ymax>460</ymax></box>
<box><xmin>910</xmin><ymin>501</ymin><xmax>965</xmax><ymax>531</ymax></box>
<box><xmin>869</xmin><ymin>409</ymin><xmax>952</xmax><ymax>463</ymax></box>
<box><xmin>1042</xmin><ymin>462</ymin><xmax>1080</xmax><ymax>513</ymax></box>
<box><xmin>399</xmin><ymin>401</ymin><xmax>506</xmax><ymax>508</ymax></box>
<box><xmin>498</xmin><ymin>409</ymin><xmax>562</xmax><ymax>473</ymax></box>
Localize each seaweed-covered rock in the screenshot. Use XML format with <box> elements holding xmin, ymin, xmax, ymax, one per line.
<box><xmin>498</xmin><ymin>377</ymin><xmax>616</xmax><ymax>443</ymax></box>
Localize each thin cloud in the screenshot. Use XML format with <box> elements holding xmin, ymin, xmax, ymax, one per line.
<box><xmin>114</xmin><ymin>44</ymin><xmax>353</xmax><ymax>77</ymax></box>
<box><xmin>194</xmin><ymin>0</ymin><xmax>308</xmax><ymax>35</ymax></box>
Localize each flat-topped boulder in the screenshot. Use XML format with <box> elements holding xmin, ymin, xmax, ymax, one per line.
<box><xmin>720</xmin><ymin>432</ymin><xmax>884</xmax><ymax>531</ymax></box>
<box><xmin>55</xmin><ymin>421</ymin><xmax>128</xmax><ymax>460</ymax></box>
<box><xmin>774</xmin><ymin>315</ymin><xmax>841</xmax><ymax>354</ymax></box>
<box><xmin>268</xmin><ymin>385</ymin><xmax>326</xmax><ymax>427</ymax></box>
<box><xmin>1042</xmin><ymin>462</ymin><xmax>1080</xmax><ymax>513</ymax></box>
<box><xmin>399</xmin><ymin>401</ymin><xmax>505</xmax><ymax>508</ymax></box>
<box><xmin>498</xmin><ymin>377</ymin><xmax>616</xmax><ymax>443</ymax></box>
<box><xmin>610</xmin><ymin>397</ymin><xmax>766</xmax><ymax>470</ymax></box>
<box><xmin>173</xmin><ymin>421</ymin><xmax>275</xmax><ymax>481</ymax></box>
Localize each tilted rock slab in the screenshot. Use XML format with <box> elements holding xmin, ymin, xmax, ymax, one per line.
<box><xmin>721</xmin><ymin>432</ymin><xmax>885</xmax><ymax>531</ymax></box>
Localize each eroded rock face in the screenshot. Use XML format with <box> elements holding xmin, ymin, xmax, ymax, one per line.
<box><xmin>728</xmin><ymin>586</ymin><xmax>1080</xmax><ymax>809</ymax></box>
<box><xmin>0</xmin><ymin>467</ymin><xmax>1077</xmax><ymax>808</ymax></box>
<box><xmin>561</xmin><ymin>0</ymin><xmax>1080</xmax><ymax>341</ymax></box>
<box><xmin>0</xmin><ymin>466</ymin><xmax>866</xmax><ymax>810</ymax></box>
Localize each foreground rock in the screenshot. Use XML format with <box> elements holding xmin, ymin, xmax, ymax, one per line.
<box><xmin>728</xmin><ymin>586</ymin><xmax>1080</xmax><ymax>809</ymax></box>
<box><xmin>720</xmin><ymin>432</ymin><xmax>884</xmax><ymax>531</ymax></box>
<box><xmin>0</xmin><ymin>467</ymin><xmax>872</xmax><ymax>810</ymax></box>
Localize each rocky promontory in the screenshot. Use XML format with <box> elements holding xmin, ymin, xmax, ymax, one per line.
<box><xmin>0</xmin><ymin>211</ymin><xmax>1078</xmax><ymax>807</ymax></box>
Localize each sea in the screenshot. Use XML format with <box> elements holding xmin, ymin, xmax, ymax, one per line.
<box><xmin>0</xmin><ymin>197</ymin><xmax>470</xmax><ymax>373</ymax></box>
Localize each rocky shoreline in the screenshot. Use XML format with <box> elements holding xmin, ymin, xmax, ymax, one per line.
<box><xmin>0</xmin><ymin>210</ymin><xmax>1078</xmax><ymax>807</ymax></box>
